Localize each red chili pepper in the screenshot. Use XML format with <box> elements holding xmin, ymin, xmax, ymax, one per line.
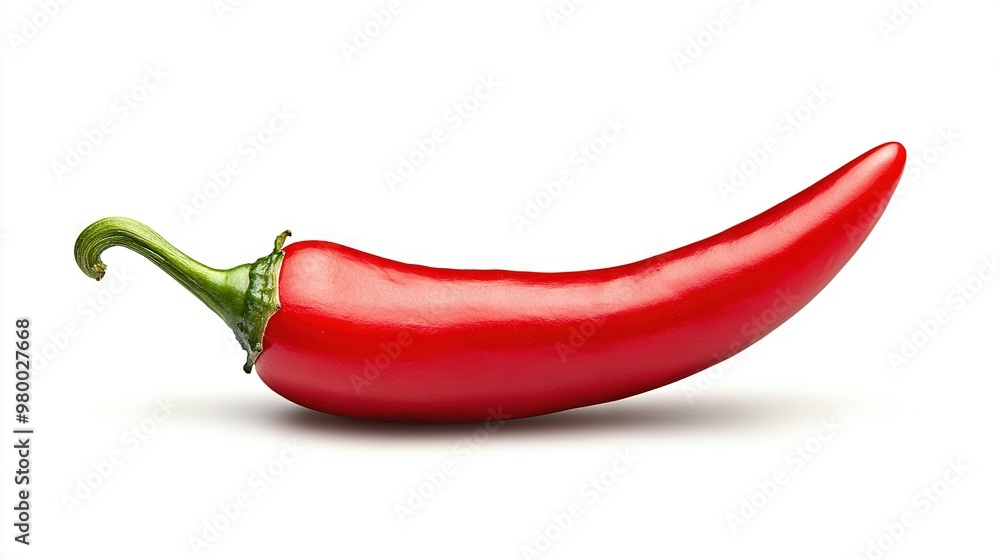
<box><xmin>75</xmin><ymin>142</ymin><xmax>905</xmax><ymax>422</ymax></box>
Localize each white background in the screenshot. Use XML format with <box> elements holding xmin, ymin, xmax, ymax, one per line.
<box><xmin>2</xmin><ymin>1</ymin><xmax>998</xmax><ymax>558</ymax></box>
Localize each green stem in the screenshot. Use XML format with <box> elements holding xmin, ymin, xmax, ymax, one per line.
<box><xmin>74</xmin><ymin>217</ymin><xmax>289</xmax><ymax>372</ymax></box>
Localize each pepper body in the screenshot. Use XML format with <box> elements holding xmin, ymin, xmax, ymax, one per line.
<box><xmin>254</xmin><ymin>142</ymin><xmax>906</xmax><ymax>421</ymax></box>
<box><xmin>74</xmin><ymin>143</ymin><xmax>905</xmax><ymax>422</ymax></box>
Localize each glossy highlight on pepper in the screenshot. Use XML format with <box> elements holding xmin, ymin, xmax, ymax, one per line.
<box><xmin>75</xmin><ymin>142</ymin><xmax>906</xmax><ymax>422</ymax></box>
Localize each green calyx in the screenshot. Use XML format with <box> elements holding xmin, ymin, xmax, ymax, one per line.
<box><xmin>74</xmin><ymin>217</ymin><xmax>290</xmax><ymax>373</ymax></box>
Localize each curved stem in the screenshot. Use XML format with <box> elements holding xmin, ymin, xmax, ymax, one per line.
<box><xmin>74</xmin><ymin>217</ymin><xmax>289</xmax><ymax>372</ymax></box>
<box><xmin>76</xmin><ymin>217</ymin><xmax>244</xmax><ymax>319</ymax></box>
